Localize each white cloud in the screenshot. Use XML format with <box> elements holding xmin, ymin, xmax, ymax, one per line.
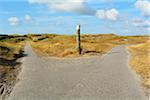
<box><xmin>96</xmin><ymin>9</ymin><xmax>119</xmax><ymax>21</ymax></box>
<box><xmin>135</xmin><ymin>0</ymin><xmax>150</xmax><ymax>16</ymax></box>
<box><xmin>25</xmin><ymin>15</ymin><xmax>32</xmax><ymax>21</ymax></box>
<box><xmin>28</xmin><ymin>0</ymin><xmax>119</xmax><ymax>21</ymax></box>
<box><xmin>132</xmin><ymin>18</ymin><xmax>143</xmax><ymax>26</ymax></box>
<box><xmin>8</xmin><ymin>15</ymin><xmax>33</xmax><ymax>26</ymax></box>
<box><xmin>105</xmin><ymin>9</ymin><xmax>119</xmax><ymax>20</ymax></box>
<box><xmin>145</xmin><ymin>20</ymin><xmax>150</xmax><ymax>26</ymax></box>
<box><xmin>95</xmin><ymin>10</ymin><xmax>105</xmax><ymax>19</ymax></box>
<box><xmin>28</xmin><ymin>0</ymin><xmax>96</xmax><ymax>15</ymax></box>
<box><xmin>132</xmin><ymin>18</ymin><xmax>150</xmax><ymax>27</ymax></box>
<box><xmin>131</xmin><ymin>18</ymin><xmax>150</xmax><ymax>33</ymax></box>
<box><xmin>8</xmin><ymin>17</ymin><xmax>19</xmax><ymax>26</ymax></box>
<box><xmin>147</xmin><ymin>27</ymin><xmax>150</xmax><ymax>32</ymax></box>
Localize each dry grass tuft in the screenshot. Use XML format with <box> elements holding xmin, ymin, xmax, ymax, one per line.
<box><xmin>0</xmin><ymin>36</ymin><xmax>25</xmax><ymax>99</ymax></box>
<box><xmin>127</xmin><ymin>36</ymin><xmax>149</xmax><ymax>45</ymax></box>
<box><xmin>0</xmin><ymin>42</ymin><xmax>24</xmax><ymax>60</ymax></box>
<box><xmin>128</xmin><ymin>41</ymin><xmax>150</xmax><ymax>91</ymax></box>
<box><xmin>30</xmin><ymin>34</ymin><xmax>149</xmax><ymax>58</ymax></box>
<box><xmin>30</xmin><ymin>34</ymin><xmax>124</xmax><ymax>57</ymax></box>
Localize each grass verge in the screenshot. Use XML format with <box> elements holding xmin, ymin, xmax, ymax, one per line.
<box><xmin>0</xmin><ymin>36</ymin><xmax>26</xmax><ymax>99</ymax></box>
<box><xmin>128</xmin><ymin>41</ymin><xmax>150</xmax><ymax>95</ymax></box>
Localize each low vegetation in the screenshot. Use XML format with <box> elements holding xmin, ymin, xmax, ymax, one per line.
<box><xmin>30</xmin><ymin>34</ymin><xmax>127</xmax><ymax>57</ymax></box>
<box><xmin>29</xmin><ymin>34</ymin><xmax>149</xmax><ymax>57</ymax></box>
<box><xmin>128</xmin><ymin>40</ymin><xmax>150</xmax><ymax>95</ymax></box>
<box><xmin>0</xmin><ymin>35</ymin><xmax>26</xmax><ymax>99</ymax></box>
<box><xmin>0</xmin><ymin>42</ymin><xmax>24</xmax><ymax>60</ymax></box>
<box><xmin>0</xmin><ymin>35</ymin><xmax>26</xmax><ymax>62</ymax></box>
<box><xmin>126</xmin><ymin>36</ymin><xmax>149</xmax><ymax>45</ymax></box>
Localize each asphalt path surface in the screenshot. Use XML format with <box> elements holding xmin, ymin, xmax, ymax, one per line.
<box><xmin>7</xmin><ymin>44</ymin><xmax>147</xmax><ymax>100</ymax></box>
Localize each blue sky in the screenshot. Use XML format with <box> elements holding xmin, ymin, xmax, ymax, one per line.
<box><xmin>0</xmin><ymin>0</ymin><xmax>149</xmax><ymax>35</ymax></box>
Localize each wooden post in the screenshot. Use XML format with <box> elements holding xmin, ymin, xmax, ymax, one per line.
<box><xmin>76</xmin><ymin>25</ymin><xmax>82</xmax><ymax>55</ymax></box>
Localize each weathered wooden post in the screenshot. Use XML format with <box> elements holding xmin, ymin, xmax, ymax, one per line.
<box><xmin>76</xmin><ymin>25</ymin><xmax>82</xmax><ymax>55</ymax></box>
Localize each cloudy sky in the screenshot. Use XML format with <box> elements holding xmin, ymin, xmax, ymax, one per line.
<box><xmin>0</xmin><ymin>0</ymin><xmax>149</xmax><ymax>35</ymax></box>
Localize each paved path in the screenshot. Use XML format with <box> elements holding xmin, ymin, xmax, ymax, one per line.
<box><xmin>7</xmin><ymin>44</ymin><xmax>147</xmax><ymax>100</ymax></box>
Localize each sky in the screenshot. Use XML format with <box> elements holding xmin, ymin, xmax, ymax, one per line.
<box><xmin>0</xmin><ymin>0</ymin><xmax>150</xmax><ymax>35</ymax></box>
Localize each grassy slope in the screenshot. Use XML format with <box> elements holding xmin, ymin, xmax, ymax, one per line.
<box><xmin>0</xmin><ymin>35</ymin><xmax>26</xmax><ymax>60</ymax></box>
<box><xmin>0</xmin><ymin>35</ymin><xmax>26</xmax><ymax>75</ymax></box>
<box><xmin>30</xmin><ymin>34</ymin><xmax>127</xmax><ymax>57</ymax></box>
<box><xmin>0</xmin><ymin>42</ymin><xmax>24</xmax><ymax>60</ymax></box>
<box><xmin>0</xmin><ymin>36</ymin><xmax>26</xmax><ymax>99</ymax></box>
<box><xmin>30</xmin><ymin>34</ymin><xmax>149</xmax><ymax>57</ymax></box>
<box><xmin>128</xmin><ymin>41</ymin><xmax>150</xmax><ymax>90</ymax></box>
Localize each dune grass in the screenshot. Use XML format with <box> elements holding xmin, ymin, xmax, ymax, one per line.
<box><xmin>30</xmin><ymin>34</ymin><xmax>149</xmax><ymax>58</ymax></box>
<box><xmin>0</xmin><ymin>35</ymin><xmax>26</xmax><ymax>73</ymax></box>
<box><xmin>30</xmin><ymin>34</ymin><xmax>127</xmax><ymax>57</ymax></box>
<box><xmin>0</xmin><ymin>42</ymin><xmax>24</xmax><ymax>60</ymax></box>
<box><xmin>126</xmin><ymin>36</ymin><xmax>149</xmax><ymax>45</ymax></box>
<box><xmin>0</xmin><ymin>36</ymin><xmax>26</xmax><ymax>99</ymax></box>
<box><xmin>0</xmin><ymin>36</ymin><xmax>25</xmax><ymax>60</ymax></box>
<box><xmin>128</xmin><ymin>41</ymin><xmax>150</xmax><ymax>93</ymax></box>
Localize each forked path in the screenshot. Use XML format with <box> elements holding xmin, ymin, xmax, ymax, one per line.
<box><xmin>7</xmin><ymin>44</ymin><xmax>147</xmax><ymax>100</ymax></box>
